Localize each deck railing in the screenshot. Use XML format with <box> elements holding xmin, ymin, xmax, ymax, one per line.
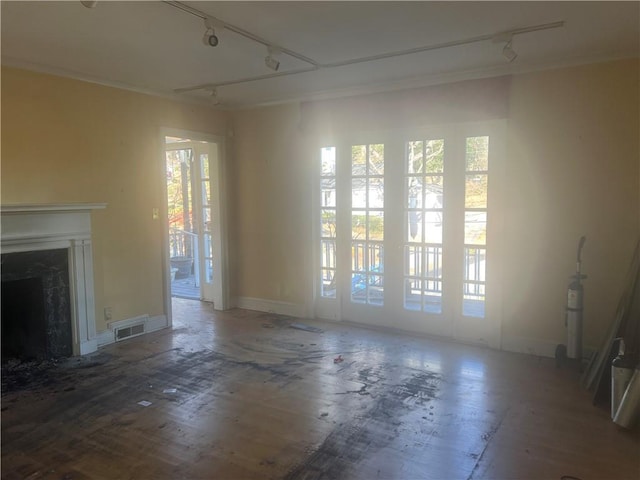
<box><xmin>169</xmin><ymin>227</ymin><xmax>199</xmax><ymax>287</ymax></box>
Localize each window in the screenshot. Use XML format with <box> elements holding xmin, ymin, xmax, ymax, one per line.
<box><xmin>351</xmin><ymin>144</ymin><xmax>384</xmax><ymax>305</ymax></box>
<box><xmin>320</xmin><ymin>147</ymin><xmax>337</xmax><ymax>298</ymax></box>
<box><xmin>463</xmin><ymin>136</ymin><xmax>489</xmax><ymax>317</ymax></box>
<box><xmin>404</xmin><ymin>139</ymin><xmax>444</xmax><ymax>313</ymax></box>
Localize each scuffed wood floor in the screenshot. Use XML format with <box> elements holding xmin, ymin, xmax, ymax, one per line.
<box><xmin>2</xmin><ymin>298</ymin><xmax>639</xmax><ymax>480</ymax></box>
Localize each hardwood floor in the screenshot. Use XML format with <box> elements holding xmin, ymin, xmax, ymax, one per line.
<box><xmin>2</xmin><ymin>298</ymin><xmax>638</xmax><ymax>479</ymax></box>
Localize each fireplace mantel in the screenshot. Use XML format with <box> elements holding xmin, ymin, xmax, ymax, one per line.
<box><xmin>1</xmin><ymin>203</ymin><xmax>106</xmax><ymax>356</ymax></box>
<box><xmin>2</xmin><ymin>203</ymin><xmax>107</xmax><ymax>214</ymax></box>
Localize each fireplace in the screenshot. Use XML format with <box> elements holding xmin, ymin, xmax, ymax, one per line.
<box><xmin>2</xmin><ymin>249</ymin><xmax>72</xmax><ymax>362</ymax></box>
<box><xmin>1</xmin><ymin>204</ymin><xmax>106</xmax><ymax>357</ymax></box>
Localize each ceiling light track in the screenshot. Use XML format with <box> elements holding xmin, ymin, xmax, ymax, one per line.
<box><xmin>324</xmin><ymin>21</ymin><xmax>563</xmax><ymax>69</ymax></box>
<box><xmin>163</xmin><ymin>1</ymin><xmax>318</xmax><ymax>67</ymax></box>
<box><xmin>174</xmin><ymin>66</ymin><xmax>319</xmax><ymax>93</ymax></box>
<box><xmin>172</xmin><ymin>19</ymin><xmax>564</xmax><ymax>98</ymax></box>
<box><xmin>163</xmin><ymin>2</ymin><xmax>563</xmax><ymax>102</ymax></box>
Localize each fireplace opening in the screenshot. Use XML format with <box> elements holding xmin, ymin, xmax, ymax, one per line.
<box><xmin>2</xmin><ymin>277</ymin><xmax>47</xmax><ymax>362</ymax></box>
<box><xmin>1</xmin><ymin>249</ymin><xmax>73</xmax><ymax>363</ymax></box>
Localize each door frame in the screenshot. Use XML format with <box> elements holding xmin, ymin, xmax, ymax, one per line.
<box><xmin>159</xmin><ymin>127</ymin><xmax>229</xmax><ymax>324</ymax></box>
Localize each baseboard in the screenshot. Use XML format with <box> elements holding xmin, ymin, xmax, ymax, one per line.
<box><xmin>501</xmin><ymin>334</ymin><xmax>596</xmax><ymax>359</ymax></box>
<box><xmin>234</xmin><ymin>296</ymin><xmax>306</xmax><ymax>318</ymax></box>
<box><xmin>96</xmin><ymin>329</ymin><xmax>114</xmax><ymax>347</ymax></box>
<box><xmin>96</xmin><ymin>313</ymin><xmax>168</xmax><ymax>347</ymax></box>
<box><xmin>146</xmin><ymin>314</ymin><xmax>169</xmax><ymax>333</ymax></box>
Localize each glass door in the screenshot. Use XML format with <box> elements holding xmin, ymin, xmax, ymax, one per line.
<box><xmin>165</xmin><ymin>138</ymin><xmax>219</xmax><ymax>303</ymax></box>
<box><xmin>314</xmin><ymin>122</ymin><xmax>503</xmax><ymax>347</ymax></box>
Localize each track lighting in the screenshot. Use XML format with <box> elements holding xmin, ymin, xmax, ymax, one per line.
<box><xmin>209</xmin><ymin>88</ymin><xmax>220</xmax><ymax>106</ymax></box>
<box><xmin>202</xmin><ymin>17</ymin><xmax>222</xmax><ymax>47</ymax></box>
<box><xmin>169</xmin><ymin>0</ymin><xmax>564</xmax><ymax>98</ymax></box>
<box><xmin>502</xmin><ymin>40</ymin><xmax>517</xmax><ymax>62</ymax></box>
<box><xmin>493</xmin><ymin>32</ymin><xmax>517</xmax><ymax>63</ymax></box>
<box><xmin>264</xmin><ymin>46</ymin><xmax>281</xmax><ymax>72</ymax></box>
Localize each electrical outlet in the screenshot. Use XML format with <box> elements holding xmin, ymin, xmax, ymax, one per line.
<box><xmin>104</xmin><ymin>306</ymin><xmax>113</xmax><ymax>321</ymax></box>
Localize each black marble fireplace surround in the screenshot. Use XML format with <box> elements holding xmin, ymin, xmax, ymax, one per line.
<box><xmin>1</xmin><ymin>249</ymin><xmax>72</xmax><ymax>362</ymax></box>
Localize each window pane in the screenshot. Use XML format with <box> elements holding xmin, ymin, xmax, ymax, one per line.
<box><xmin>368</xmin><ymin>212</ymin><xmax>384</xmax><ymax>241</ymax></box>
<box><xmin>424</xmin><ymin>175</ymin><xmax>443</xmax><ymax>209</ymax></box>
<box><xmin>351</xmin><ymin>273</ymin><xmax>366</xmax><ymax>303</ymax></box>
<box><xmin>352</xmin><ymin>211</ymin><xmax>366</xmax><ymax>239</ymax></box>
<box><xmin>424</xmin><ymin>290</ymin><xmax>443</xmax><ymax>314</ymax></box>
<box><xmin>352</xmin><ymin>241</ymin><xmax>366</xmax><ymax>272</ymax></box>
<box><xmin>205</xmin><ymin>259</ymin><xmax>214</xmax><ymax>283</ymax></box>
<box><xmin>368</xmin><ymin>178</ymin><xmax>384</xmax><ymax>208</ymax></box>
<box><xmin>321</xmin><ymin>179</ymin><xmax>336</xmax><ymax>208</ymax></box>
<box><xmin>369</xmin><ymin>243</ymin><xmax>384</xmax><ymax>273</ymax></box>
<box><xmin>463</xmin><ymin>297</ymin><xmax>485</xmax><ymax>317</ymax></box>
<box><xmin>321</xmin><ymin>269</ymin><xmax>336</xmax><ymax>298</ymax></box>
<box><xmin>407</xmin><ymin>141</ymin><xmax>423</xmax><ymax>174</ymax></box>
<box><xmin>425</xmin><ymin>139</ymin><xmax>444</xmax><ymax>174</ymax></box>
<box><xmin>368</xmin><ymin>275</ymin><xmax>384</xmax><ymax>305</ymax></box>
<box><xmin>352</xmin><ymin>178</ymin><xmax>366</xmax><ymax>208</ymax></box>
<box><xmin>405</xmin><ymin>245</ymin><xmax>422</xmax><ymax>277</ymax></box>
<box><xmin>322</xmin><ymin>209</ymin><xmax>336</xmax><ymax>238</ymax></box>
<box><xmin>352</xmin><ymin>145</ymin><xmax>366</xmax><ymax>176</ymax></box>
<box><xmin>466</xmin><ymin>136</ymin><xmax>489</xmax><ymax>171</ymax></box>
<box><xmin>404</xmin><ymin>279</ymin><xmax>422</xmax><ymax>311</ymax></box>
<box><xmin>463</xmin><ymin>245</ymin><xmax>486</xmax><ymax>317</ymax></box>
<box><xmin>464</xmin><ymin>247</ymin><xmax>486</xmax><ymax>282</ymax></box>
<box><xmin>202</xmin><ymin>207</ymin><xmax>211</xmax><ymax>224</ymax></box>
<box><xmin>368</xmin><ymin>144</ymin><xmax>384</xmax><ymax>175</ymax></box>
<box><xmin>407</xmin><ymin>178</ymin><xmax>423</xmax><ymax>208</ymax></box>
<box><xmin>465</xmin><ymin>174</ymin><xmax>488</xmax><ymax>209</ymax></box>
<box><xmin>464</xmin><ymin>211</ymin><xmax>487</xmax><ymax>245</ymax></box>
<box><xmin>200</xmin><ymin>153</ymin><xmax>209</xmax><ymax>178</ymax></box>
<box><xmin>407</xmin><ymin>211</ymin><xmax>422</xmax><ymax>243</ymax></box>
<box><xmin>424</xmin><ymin>211</ymin><xmax>443</xmax><ymax>244</ymax></box>
<box><xmin>321</xmin><ymin>240</ymin><xmax>336</xmax><ymax>269</ymax></box>
<box><xmin>321</xmin><ymin>147</ymin><xmax>336</xmax><ymax>176</ymax></box>
<box><xmin>201</xmin><ymin>179</ymin><xmax>211</xmax><ymax>205</ymax></box>
<box><xmin>425</xmin><ymin>245</ymin><xmax>443</xmax><ymax>280</ymax></box>
<box><xmin>204</xmin><ymin>233</ymin><xmax>213</xmax><ymax>258</ymax></box>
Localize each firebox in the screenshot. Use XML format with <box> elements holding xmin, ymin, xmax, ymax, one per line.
<box><xmin>1</xmin><ymin>249</ymin><xmax>73</xmax><ymax>362</ymax></box>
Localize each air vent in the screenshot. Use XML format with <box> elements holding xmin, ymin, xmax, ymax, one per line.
<box><xmin>115</xmin><ymin>322</ymin><xmax>145</xmax><ymax>341</ymax></box>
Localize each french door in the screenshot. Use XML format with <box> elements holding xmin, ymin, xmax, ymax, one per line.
<box><xmin>164</xmin><ymin>135</ymin><xmax>225</xmax><ymax>307</ymax></box>
<box><xmin>315</xmin><ymin>122</ymin><xmax>503</xmax><ymax>347</ymax></box>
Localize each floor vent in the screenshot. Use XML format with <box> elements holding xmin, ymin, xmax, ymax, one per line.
<box><xmin>115</xmin><ymin>322</ymin><xmax>145</xmax><ymax>341</ymax></box>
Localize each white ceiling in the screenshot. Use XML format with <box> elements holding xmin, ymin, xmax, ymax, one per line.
<box><xmin>2</xmin><ymin>1</ymin><xmax>638</xmax><ymax>109</ymax></box>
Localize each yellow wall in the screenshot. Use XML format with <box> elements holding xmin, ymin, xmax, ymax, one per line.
<box><xmin>503</xmin><ymin>59</ymin><xmax>639</xmax><ymax>349</ymax></box>
<box><xmin>1</xmin><ymin>67</ymin><xmax>229</xmax><ymax>330</ymax></box>
<box><xmin>231</xmin><ymin>59</ymin><xmax>639</xmax><ymax>352</ymax></box>
<box><xmin>229</xmin><ymin>104</ymin><xmax>311</xmax><ymax>306</ymax></box>
<box><xmin>3</xmin><ymin>59</ymin><xmax>638</xmax><ymax>354</ymax></box>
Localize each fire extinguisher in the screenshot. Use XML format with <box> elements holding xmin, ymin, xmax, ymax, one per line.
<box><xmin>565</xmin><ymin>235</ymin><xmax>587</xmax><ymax>360</ymax></box>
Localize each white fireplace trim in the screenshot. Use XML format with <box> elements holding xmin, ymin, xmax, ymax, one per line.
<box><xmin>1</xmin><ymin>203</ymin><xmax>106</xmax><ymax>356</ymax></box>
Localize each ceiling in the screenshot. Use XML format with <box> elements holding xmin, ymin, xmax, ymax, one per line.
<box><xmin>2</xmin><ymin>1</ymin><xmax>638</xmax><ymax>109</ymax></box>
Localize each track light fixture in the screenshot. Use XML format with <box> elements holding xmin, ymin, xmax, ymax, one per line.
<box><xmin>492</xmin><ymin>32</ymin><xmax>517</xmax><ymax>63</ymax></box>
<box><xmin>502</xmin><ymin>40</ymin><xmax>517</xmax><ymax>62</ymax></box>
<box><xmin>202</xmin><ymin>17</ymin><xmax>222</xmax><ymax>47</ymax></box>
<box><xmin>209</xmin><ymin>87</ymin><xmax>220</xmax><ymax>105</ymax></box>
<box><xmin>264</xmin><ymin>46</ymin><xmax>281</xmax><ymax>72</ymax></box>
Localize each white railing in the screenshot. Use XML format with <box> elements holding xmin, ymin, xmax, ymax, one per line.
<box><xmin>169</xmin><ymin>227</ymin><xmax>199</xmax><ymax>287</ymax></box>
